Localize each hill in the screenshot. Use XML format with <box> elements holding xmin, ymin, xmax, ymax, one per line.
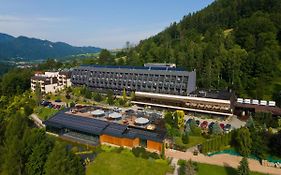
<box><xmin>0</xmin><ymin>33</ymin><xmax>101</xmax><ymax>60</ymax></box>
<box><xmin>117</xmin><ymin>0</ymin><xmax>281</xmax><ymax>102</ymax></box>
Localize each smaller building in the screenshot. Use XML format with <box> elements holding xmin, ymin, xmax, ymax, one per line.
<box><xmin>44</xmin><ymin>110</ymin><xmax>166</xmax><ymax>152</ymax></box>
<box><xmin>31</xmin><ymin>71</ymin><xmax>71</xmax><ymax>93</ymax></box>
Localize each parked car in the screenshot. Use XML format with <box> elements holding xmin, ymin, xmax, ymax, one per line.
<box><xmin>55</xmin><ymin>99</ymin><xmax>62</xmax><ymax>103</ymax></box>
<box><xmin>220</xmin><ymin>123</ymin><xmax>225</xmax><ymax>129</ymax></box>
<box><xmin>200</xmin><ymin>121</ymin><xmax>208</xmax><ymax>129</ymax></box>
<box><xmin>224</xmin><ymin>124</ymin><xmax>232</xmax><ymax>132</ymax></box>
<box><xmin>41</xmin><ymin>101</ymin><xmax>51</xmax><ymax>106</ymax></box>
<box><xmin>113</xmin><ymin>107</ymin><xmax>121</xmax><ymax>112</ymax></box>
<box><xmin>208</xmin><ymin>122</ymin><xmax>215</xmax><ymax>129</ymax></box>
<box><xmin>195</xmin><ymin>120</ymin><xmax>200</xmax><ymax>126</ymax></box>
<box><xmin>186</xmin><ymin>118</ymin><xmax>193</xmax><ymax>124</ymax></box>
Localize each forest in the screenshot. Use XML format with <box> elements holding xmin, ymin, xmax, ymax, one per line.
<box><xmin>0</xmin><ymin>68</ymin><xmax>85</xmax><ymax>175</ymax></box>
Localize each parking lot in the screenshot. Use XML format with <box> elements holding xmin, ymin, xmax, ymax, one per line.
<box><xmin>184</xmin><ymin>115</ymin><xmax>246</xmax><ymax>132</ymax></box>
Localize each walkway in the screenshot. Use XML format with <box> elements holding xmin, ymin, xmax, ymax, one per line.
<box><xmin>165</xmin><ymin>149</ymin><xmax>281</xmax><ymax>175</ymax></box>
<box><xmin>30</xmin><ymin>114</ymin><xmax>45</xmax><ymax>128</ymax></box>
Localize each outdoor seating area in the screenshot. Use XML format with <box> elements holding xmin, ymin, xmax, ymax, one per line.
<box><xmin>66</xmin><ymin>105</ymin><xmax>163</xmax><ymax>131</ymax></box>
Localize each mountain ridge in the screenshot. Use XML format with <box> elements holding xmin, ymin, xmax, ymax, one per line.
<box><xmin>0</xmin><ymin>33</ymin><xmax>101</xmax><ymax>60</ymax></box>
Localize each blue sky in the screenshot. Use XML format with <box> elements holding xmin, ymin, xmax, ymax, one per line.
<box><xmin>0</xmin><ymin>0</ymin><xmax>213</xmax><ymax>49</ymax></box>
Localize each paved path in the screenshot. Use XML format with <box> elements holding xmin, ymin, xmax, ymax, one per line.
<box><xmin>30</xmin><ymin>114</ymin><xmax>45</xmax><ymax>128</ymax></box>
<box><xmin>166</xmin><ymin>149</ymin><xmax>281</xmax><ymax>175</ymax></box>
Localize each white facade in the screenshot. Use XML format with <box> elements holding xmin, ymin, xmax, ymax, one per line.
<box><xmin>31</xmin><ymin>71</ymin><xmax>71</xmax><ymax>94</ymax></box>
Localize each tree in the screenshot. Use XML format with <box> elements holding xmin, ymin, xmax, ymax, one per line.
<box><xmin>185</xmin><ymin>123</ymin><xmax>191</xmax><ymax>133</ymax></box>
<box><xmin>269</xmin><ymin>131</ymin><xmax>281</xmax><ymax>157</ymax></box>
<box><xmin>190</xmin><ymin>119</ymin><xmax>202</xmax><ymax>136</ymax></box>
<box><xmin>182</xmin><ymin>133</ymin><xmax>189</xmax><ymax>144</ymax></box>
<box><xmin>235</xmin><ymin>128</ymin><xmax>252</xmax><ymax>156</ymax></box>
<box><xmin>130</xmin><ymin>91</ymin><xmax>135</xmax><ymax>100</ymax></box>
<box><xmin>250</xmin><ymin>130</ymin><xmax>267</xmax><ymax>160</ymax></box>
<box><xmin>237</xmin><ymin>157</ymin><xmax>250</xmax><ymax>175</ymax></box>
<box><xmin>175</xmin><ymin>110</ymin><xmax>185</xmax><ymax>129</ymax></box>
<box><xmin>122</xmin><ymin>88</ymin><xmax>127</xmax><ymax>101</ymax></box>
<box><xmin>34</xmin><ymin>82</ymin><xmax>42</xmax><ymax>106</ymax></box>
<box><xmin>164</xmin><ymin>111</ymin><xmax>175</xmax><ymax>127</ymax></box>
<box><xmin>93</xmin><ymin>92</ymin><xmax>102</xmax><ymax>102</ymax></box>
<box><xmin>25</xmin><ymin>138</ymin><xmax>54</xmax><ymax>175</ymax></box>
<box><xmin>44</xmin><ymin>143</ymin><xmax>84</xmax><ymax>175</ymax></box>
<box><xmin>185</xmin><ymin>159</ymin><xmax>197</xmax><ymax>175</ymax></box>
<box><xmin>1</xmin><ymin>113</ymin><xmax>28</xmax><ymax>174</ymax></box>
<box><xmin>98</xmin><ymin>49</ymin><xmax>114</xmax><ymax>65</ymax></box>
<box><xmin>246</xmin><ymin>116</ymin><xmax>255</xmax><ymax>128</ymax></box>
<box><xmin>106</xmin><ymin>90</ymin><xmax>114</xmax><ymax>105</ymax></box>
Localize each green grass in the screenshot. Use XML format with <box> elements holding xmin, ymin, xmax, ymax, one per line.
<box><xmin>34</xmin><ymin>106</ymin><xmax>58</xmax><ymax>120</ymax></box>
<box><xmin>86</xmin><ymin>152</ymin><xmax>171</xmax><ymax>175</ymax></box>
<box><xmin>197</xmin><ymin>163</ymin><xmax>268</xmax><ymax>175</ymax></box>
<box><xmin>175</xmin><ymin>135</ymin><xmax>206</xmax><ymax>149</ymax></box>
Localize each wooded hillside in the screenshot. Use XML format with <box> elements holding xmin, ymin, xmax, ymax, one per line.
<box><xmin>116</xmin><ymin>0</ymin><xmax>281</xmax><ymax>103</ymax></box>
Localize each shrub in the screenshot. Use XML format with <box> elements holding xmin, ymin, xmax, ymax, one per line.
<box><xmin>149</xmin><ymin>152</ymin><xmax>160</xmax><ymax>159</ymax></box>
<box><xmin>132</xmin><ymin>147</ymin><xmax>146</xmax><ymax>157</ymax></box>
<box><xmin>132</xmin><ymin>147</ymin><xmax>160</xmax><ymax>159</ymax></box>
<box><xmin>93</xmin><ymin>92</ymin><xmax>102</xmax><ymax>102</ymax></box>
<box><xmin>115</xmin><ymin>146</ymin><xmax>124</xmax><ymax>153</ymax></box>
<box><xmin>182</xmin><ymin>133</ymin><xmax>189</xmax><ymax>144</ymax></box>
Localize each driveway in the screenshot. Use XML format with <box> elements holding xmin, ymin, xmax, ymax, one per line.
<box><xmin>166</xmin><ymin>149</ymin><xmax>281</xmax><ymax>175</ymax></box>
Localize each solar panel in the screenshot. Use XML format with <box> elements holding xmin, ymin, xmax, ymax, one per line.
<box><xmin>45</xmin><ymin>111</ymin><xmax>165</xmax><ymax>142</ymax></box>
<box><xmin>45</xmin><ymin>112</ymin><xmax>109</xmax><ymax>135</ymax></box>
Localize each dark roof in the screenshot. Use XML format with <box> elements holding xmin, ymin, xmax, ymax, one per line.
<box><xmin>234</xmin><ymin>102</ymin><xmax>281</xmax><ymax>116</ymax></box>
<box><xmin>44</xmin><ymin>112</ymin><xmax>109</xmax><ymax>135</ymax></box>
<box><xmin>102</xmin><ymin>123</ymin><xmax>127</xmax><ymax>137</ymax></box>
<box><xmin>44</xmin><ymin>111</ymin><xmax>165</xmax><ymax>142</ymax></box>
<box><xmin>80</xmin><ymin>64</ymin><xmax>187</xmax><ymax>72</ymax></box>
<box><xmin>31</xmin><ymin>76</ymin><xmax>49</xmax><ymax>81</ymax></box>
<box><xmin>127</xmin><ymin>127</ymin><xmax>164</xmax><ymax>142</ymax></box>
<box><xmin>59</xmin><ymin>71</ymin><xmax>71</xmax><ymax>78</ymax></box>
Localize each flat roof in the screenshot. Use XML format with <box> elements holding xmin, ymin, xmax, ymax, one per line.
<box><xmin>234</xmin><ymin>102</ymin><xmax>281</xmax><ymax>115</ymax></box>
<box><xmin>79</xmin><ymin>64</ymin><xmax>187</xmax><ymax>72</ymax></box>
<box><xmin>131</xmin><ymin>101</ymin><xmax>233</xmax><ymax>116</ymax></box>
<box><xmin>44</xmin><ymin>111</ymin><xmax>165</xmax><ymax>142</ymax></box>
<box><xmin>135</xmin><ymin>91</ymin><xmax>230</xmax><ymax>104</ymax></box>
<box><xmin>44</xmin><ymin>111</ymin><xmax>109</xmax><ymax>135</ymax></box>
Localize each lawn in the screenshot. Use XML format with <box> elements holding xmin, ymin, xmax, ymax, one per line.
<box><xmin>34</xmin><ymin>106</ymin><xmax>58</xmax><ymax>120</ymax></box>
<box><xmin>86</xmin><ymin>151</ymin><xmax>171</xmax><ymax>175</ymax></box>
<box><xmin>197</xmin><ymin>163</ymin><xmax>268</xmax><ymax>175</ymax></box>
<box><xmin>175</xmin><ymin>135</ymin><xmax>206</xmax><ymax>149</ymax></box>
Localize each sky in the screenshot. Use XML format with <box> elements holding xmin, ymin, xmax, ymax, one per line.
<box><xmin>0</xmin><ymin>0</ymin><xmax>214</xmax><ymax>49</ymax></box>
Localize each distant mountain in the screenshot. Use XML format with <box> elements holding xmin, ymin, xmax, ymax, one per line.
<box><xmin>0</xmin><ymin>33</ymin><xmax>101</xmax><ymax>60</ymax></box>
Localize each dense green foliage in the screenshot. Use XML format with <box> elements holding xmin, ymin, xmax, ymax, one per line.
<box><xmin>237</xmin><ymin>157</ymin><xmax>250</xmax><ymax>175</ymax></box>
<box><xmin>201</xmin><ymin>132</ymin><xmax>233</xmax><ymax>154</ymax></box>
<box><xmin>113</xmin><ymin>0</ymin><xmax>281</xmax><ymax>104</ymax></box>
<box><xmin>44</xmin><ymin>143</ymin><xmax>84</xmax><ymax>175</ymax></box>
<box><xmin>234</xmin><ymin>127</ymin><xmax>252</xmax><ymax>156</ymax></box>
<box><xmin>0</xmin><ymin>68</ymin><xmax>32</xmax><ymax>96</ymax></box>
<box><xmin>0</xmin><ymin>69</ymin><xmax>85</xmax><ymax>175</ymax></box>
<box><xmin>131</xmin><ymin>147</ymin><xmax>160</xmax><ymax>159</ymax></box>
<box><xmin>177</xmin><ymin>159</ymin><xmax>197</xmax><ymax>175</ymax></box>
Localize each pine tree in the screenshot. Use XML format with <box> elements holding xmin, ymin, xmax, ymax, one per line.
<box><xmin>182</xmin><ymin>133</ymin><xmax>189</xmax><ymax>144</ymax></box>
<box><xmin>237</xmin><ymin>157</ymin><xmax>250</xmax><ymax>175</ymax></box>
